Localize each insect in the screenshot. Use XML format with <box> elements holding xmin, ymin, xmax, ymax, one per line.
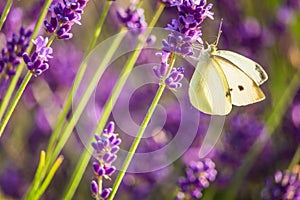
<box><xmin>188</xmin><ymin>21</ymin><xmax>268</xmax><ymax>115</ymax></box>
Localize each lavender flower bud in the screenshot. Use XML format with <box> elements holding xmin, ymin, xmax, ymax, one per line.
<box><xmin>165</xmin><ymin>67</ymin><xmax>184</xmax><ymax>89</ymax></box>
<box><xmin>101</xmin><ymin>188</ymin><xmax>112</xmax><ymax>199</ymax></box>
<box><xmin>90</xmin><ymin>180</ymin><xmax>98</xmax><ymax>196</ymax></box>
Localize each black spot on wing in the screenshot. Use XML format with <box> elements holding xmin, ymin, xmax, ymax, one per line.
<box><xmin>238</xmin><ymin>85</ymin><xmax>244</xmax><ymax>91</ymax></box>
<box><xmin>226</xmin><ymin>88</ymin><xmax>233</xmax><ymax>97</ymax></box>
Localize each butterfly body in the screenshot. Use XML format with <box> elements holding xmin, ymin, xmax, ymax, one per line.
<box><xmin>188</xmin><ymin>44</ymin><xmax>268</xmax><ymax>115</ymax></box>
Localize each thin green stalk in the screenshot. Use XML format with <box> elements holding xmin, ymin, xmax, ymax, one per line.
<box><xmin>0</xmin><ymin>36</ymin><xmax>55</xmax><ymax>137</ymax></box>
<box><xmin>0</xmin><ymin>0</ymin><xmax>53</xmax><ymax>137</ymax></box>
<box><xmin>94</xmin><ymin>2</ymin><xmax>165</xmax><ymax>135</ymax></box>
<box><xmin>288</xmin><ymin>146</ymin><xmax>300</xmax><ymax>170</ymax></box>
<box><xmin>63</xmin><ymin>145</ymin><xmax>93</xmax><ymax>200</ymax></box>
<box><xmin>96</xmin><ymin>177</ymin><xmax>103</xmax><ymax>200</ymax></box>
<box><xmin>224</xmin><ymin>70</ymin><xmax>300</xmax><ymax>199</ymax></box>
<box><xmin>108</xmin><ymin>54</ymin><xmax>176</xmax><ymax>200</ymax></box>
<box><xmin>62</xmin><ymin>4</ymin><xmax>165</xmax><ymax>199</ymax></box>
<box><xmin>46</xmin><ymin>0</ymin><xmax>113</xmax><ymax>163</ymax></box>
<box><xmin>0</xmin><ymin>72</ymin><xmax>32</xmax><ymax>134</ymax></box>
<box><xmin>23</xmin><ymin>150</ymin><xmax>46</xmax><ymax>199</ymax></box>
<box><xmin>33</xmin><ymin>155</ymin><xmax>64</xmax><ymax>200</ymax></box>
<box><xmin>0</xmin><ymin>0</ymin><xmax>13</xmax><ymax>30</ymax></box>
<box><xmin>45</xmin><ymin>29</ymin><xmax>125</xmax><ymax>178</ymax></box>
<box><xmin>24</xmin><ymin>2</ymin><xmax>113</xmax><ymax>199</ymax></box>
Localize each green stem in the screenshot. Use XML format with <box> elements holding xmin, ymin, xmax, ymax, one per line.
<box><xmin>0</xmin><ymin>72</ymin><xmax>32</xmax><ymax>135</ymax></box>
<box><xmin>47</xmin><ymin>31</ymin><xmax>124</xmax><ymax>167</ymax></box>
<box><xmin>0</xmin><ymin>0</ymin><xmax>53</xmax><ymax>137</ymax></box>
<box><xmin>96</xmin><ymin>177</ymin><xmax>103</xmax><ymax>200</ymax></box>
<box><xmin>24</xmin><ymin>2</ymin><xmax>113</xmax><ymax>199</ymax></box>
<box><xmin>0</xmin><ymin>0</ymin><xmax>13</xmax><ymax>30</ymax></box>
<box><xmin>46</xmin><ymin>0</ymin><xmax>112</xmax><ymax>165</ymax></box>
<box><xmin>224</xmin><ymin>70</ymin><xmax>300</xmax><ymax>199</ymax></box>
<box><xmin>0</xmin><ymin>34</ymin><xmax>54</xmax><ymax>136</ymax></box>
<box><xmin>58</xmin><ymin>32</ymin><xmax>124</xmax><ymax>199</ymax></box>
<box><xmin>62</xmin><ymin>144</ymin><xmax>93</xmax><ymax>199</ymax></box>
<box><xmin>288</xmin><ymin>145</ymin><xmax>300</xmax><ymax>170</ymax></box>
<box><xmin>24</xmin><ymin>151</ymin><xmax>46</xmax><ymax>200</ymax></box>
<box><xmin>94</xmin><ymin>2</ymin><xmax>165</xmax><ymax>135</ymax></box>
<box><xmin>32</xmin><ymin>156</ymin><xmax>64</xmax><ymax>200</ymax></box>
<box><xmin>62</xmin><ymin>4</ymin><xmax>165</xmax><ymax>200</ymax></box>
<box><xmin>108</xmin><ymin>54</ymin><xmax>176</xmax><ymax>200</ymax></box>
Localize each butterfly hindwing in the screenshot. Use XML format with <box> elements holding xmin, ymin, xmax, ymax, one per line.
<box><xmin>213</xmin><ymin>50</ymin><xmax>268</xmax><ymax>85</ymax></box>
<box><xmin>213</xmin><ymin>56</ymin><xmax>265</xmax><ymax>106</ymax></box>
<box><xmin>189</xmin><ymin>51</ymin><xmax>232</xmax><ymax>115</ymax></box>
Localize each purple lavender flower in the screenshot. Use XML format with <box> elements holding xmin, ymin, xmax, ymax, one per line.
<box><xmin>167</xmin><ymin>0</ymin><xmax>214</xmax><ymax>44</ymax></box>
<box><xmin>162</xmin><ymin>32</ymin><xmax>194</xmax><ymax>56</ymax></box>
<box><xmin>165</xmin><ymin>67</ymin><xmax>184</xmax><ymax>88</ymax></box>
<box><xmin>116</xmin><ymin>0</ymin><xmax>147</xmax><ymax>35</ymax></box>
<box><xmin>153</xmin><ymin>51</ymin><xmax>185</xmax><ymax>88</ymax></box>
<box><xmin>0</xmin><ymin>27</ymin><xmax>32</xmax><ymax>77</ymax></box>
<box><xmin>90</xmin><ymin>180</ymin><xmax>99</xmax><ymax>196</ymax></box>
<box><xmin>23</xmin><ymin>36</ymin><xmax>53</xmax><ymax>76</ymax></box>
<box><xmin>161</xmin><ymin>0</ymin><xmax>183</xmax><ymax>7</ymax></box>
<box><xmin>261</xmin><ymin>167</ymin><xmax>300</xmax><ymax>200</ymax></box>
<box><xmin>153</xmin><ymin>0</ymin><xmax>213</xmax><ymax>89</ymax></box>
<box><xmin>153</xmin><ymin>51</ymin><xmax>170</xmax><ymax>78</ymax></box>
<box><xmin>176</xmin><ymin>158</ymin><xmax>217</xmax><ymax>200</ymax></box>
<box><xmin>91</xmin><ymin>121</ymin><xmax>121</xmax><ymax>199</ymax></box>
<box><xmin>44</xmin><ymin>0</ymin><xmax>89</xmax><ymax>40</ymax></box>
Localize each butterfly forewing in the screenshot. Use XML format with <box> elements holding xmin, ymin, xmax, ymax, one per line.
<box><xmin>189</xmin><ymin>51</ymin><xmax>232</xmax><ymax>115</ymax></box>
<box><xmin>213</xmin><ymin>57</ymin><xmax>265</xmax><ymax>106</ymax></box>
<box><xmin>213</xmin><ymin>50</ymin><xmax>268</xmax><ymax>85</ymax></box>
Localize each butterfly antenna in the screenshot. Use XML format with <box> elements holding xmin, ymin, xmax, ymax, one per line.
<box><xmin>215</xmin><ymin>18</ymin><xmax>223</xmax><ymax>46</ymax></box>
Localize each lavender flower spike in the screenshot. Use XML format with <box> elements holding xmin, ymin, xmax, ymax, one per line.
<box><xmin>165</xmin><ymin>67</ymin><xmax>184</xmax><ymax>89</ymax></box>
<box><xmin>23</xmin><ymin>36</ymin><xmax>53</xmax><ymax>76</ymax></box>
<box><xmin>90</xmin><ymin>121</ymin><xmax>121</xmax><ymax>199</ymax></box>
<box><xmin>153</xmin><ymin>1</ymin><xmax>214</xmax><ymax>89</ymax></box>
<box><xmin>261</xmin><ymin>166</ymin><xmax>300</xmax><ymax>200</ymax></box>
<box><xmin>117</xmin><ymin>0</ymin><xmax>148</xmax><ymax>35</ymax></box>
<box><xmin>176</xmin><ymin>158</ymin><xmax>217</xmax><ymax>200</ymax></box>
<box><xmin>0</xmin><ymin>27</ymin><xmax>32</xmax><ymax>77</ymax></box>
<box><xmin>44</xmin><ymin>0</ymin><xmax>89</xmax><ymax>40</ymax></box>
<box><xmin>153</xmin><ymin>51</ymin><xmax>184</xmax><ymax>89</ymax></box>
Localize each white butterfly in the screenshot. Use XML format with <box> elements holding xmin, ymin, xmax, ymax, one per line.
<box><xmin>188</xmin><ymin>24</ymin><xmax>268</xmax><ymax>115</ymax></box>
